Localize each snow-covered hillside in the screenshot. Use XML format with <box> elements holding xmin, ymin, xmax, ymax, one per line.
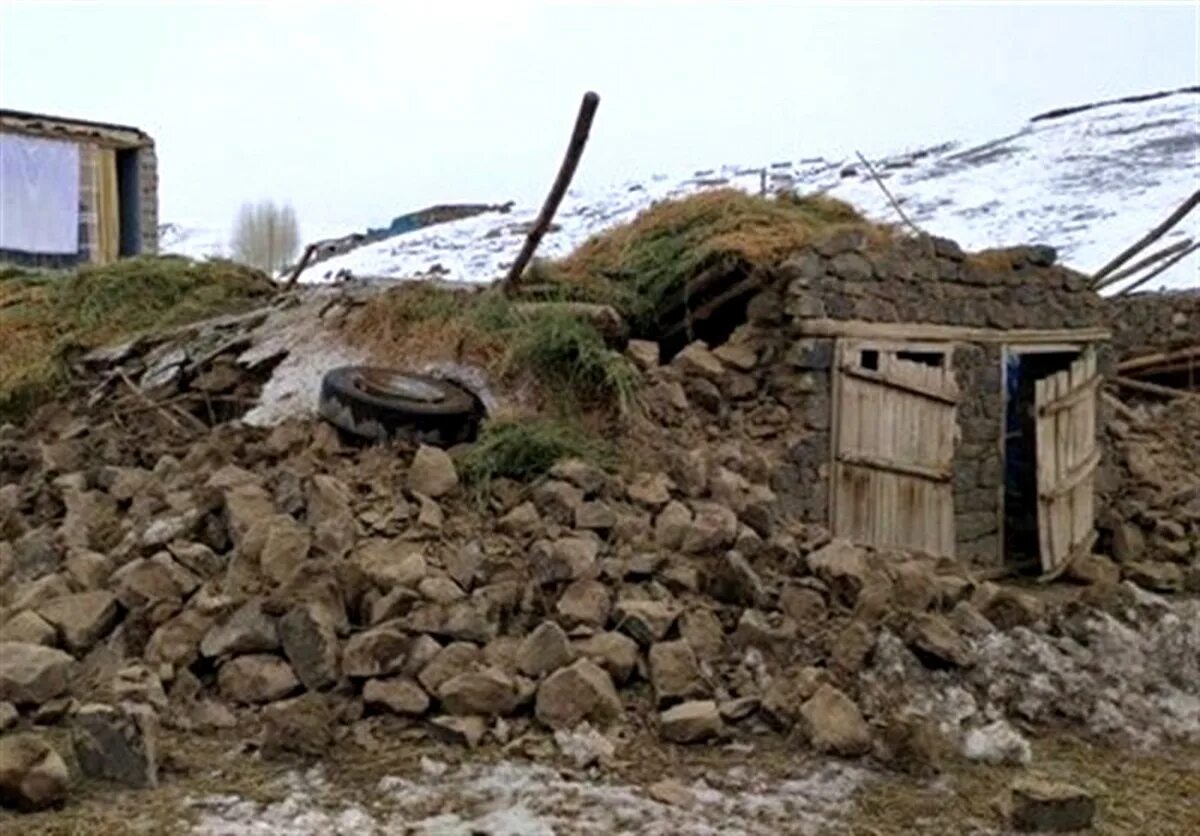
<box><xmin>172</xmin><ymin>88</ymin><xmax>1200</xmax><ymax>292</ymax></box>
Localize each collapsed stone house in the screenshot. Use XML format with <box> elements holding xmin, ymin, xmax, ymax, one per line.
<box><xmin>673</xmin><ymin>229</ymin><xmax>1111</xmax><ymax>576</ymax></box>
<box><xmin>0</xmin><ymin>108</ymin><xmax>158</xmax><ymax>267</ymax></box>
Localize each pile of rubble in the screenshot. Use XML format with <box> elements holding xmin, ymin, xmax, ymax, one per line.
<box><xmin>1</xmin><ymin>335</ymin><xmax>1197</xmax><ymax>817</ymax></box>
<box><xmin>1099</xmin><ymin>393</ymin><xmax>1200</xmax><ymax>591</ymax></box>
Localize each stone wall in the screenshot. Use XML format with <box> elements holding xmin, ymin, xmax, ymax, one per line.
<box><xmin>1103</xmin><ymin>289</ymin><xmax>1199</xmax><ymax>361</ymax></box>
<box><xmin>719</xmin><ymin>229</ymin><xmax>1107</xmax><ymax>569</ymax></box>
<box><xmin>137</xmin><ymin>145</ymin><xmax>159</xmax><ymax>255</ymax></box>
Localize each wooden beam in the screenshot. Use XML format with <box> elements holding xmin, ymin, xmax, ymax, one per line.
<box><xmin>502</xmin><ymin>91</ymin><xmax>600</xmax><ymax>295</ymax></box>
<box><xmin>839</xmin><ymin>452</ymin><xmax>952</xmax><ymax>483</ymax></box>
<box><xmin>840</xmin><ymin>364</ymin><xmax>959</xmax><ymax>404</ymax></box>
<box><xmin>795</xmin><ymin>318</ymin><xmax>1110</xmax><ymax>344</ymax></box>
<box><xmin>1091</xmin><ymin>189</ymin><xmax>1200</xmax><ymax>284</ymax></box>
<box><xmin>1113</xmin><ymin>241</ymin><xmax>1200</xmax><ymax>297</ymax></box>
<box><xmin>1036</xmin><ymin>374</ymin><xmax>1100</xmax><ymax>415</ymax></box>
<box><xmin>1093</xmin><ymin>237</ymin><xmax>1193</xmax><ymax>291</ymax></box>
<box><xmin>1111</xmin><ymin>376</ymin><xmax>1200</xmax><ymax>400</ymax></box>
<box><xmin>1117</xmin><ymin>345</ymin><xmax>1200</xmax><ymax>373</ymax></box>
<box><xmin>1039</xmin><ymin>449</ymin><xmax>1100</xmax><ymax>500</ymax></box>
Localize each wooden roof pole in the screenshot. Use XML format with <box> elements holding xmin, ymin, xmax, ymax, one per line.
<box><xmin>502</xmin><ymin>91</ymin><xmax>600</xmax><ymax>296</ymax></box>
<box><xmin>1091</xmin><ymin>189</ymin><xmax>1200</xmax><ymax>286</ymax></box>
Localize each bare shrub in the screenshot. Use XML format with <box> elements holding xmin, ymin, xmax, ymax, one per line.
<box><xmin>230</xmin><ymin>201</ymin><xmax>299</xmax><ymax>274</ymax></box>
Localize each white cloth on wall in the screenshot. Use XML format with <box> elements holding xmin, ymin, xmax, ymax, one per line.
<box><xmin>0</xmin><ymin>132</ymin><xmax>81</xmax><ymax>254</ymax></box>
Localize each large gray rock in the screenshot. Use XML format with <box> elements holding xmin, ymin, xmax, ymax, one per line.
<box><xmin>1124</xmin><ymin>560</ymin><xmax>1184</xmax><ymax>593</ymax></box>
<box><xmin>437</xmin><ymin>667</ymin><xmax>521</xmax><ymax>717</ymax></box>
<box><xmin>279</xmin><ymin>604</ymin><xmax>340</xmax><ymax>691</ymax></box>
<box><xmin>341</xmin><ymin>625</ymin><xmax>410</xmax><ymax>679</ymax></box>
<box><xmin>261</xmin><ymin>693</ymin><xmax>335</xmax><ymax>759</ymax></box>
<box><xmin>572</xmin><ymin>632</ymin><xmax>640</xmax><ymax>684</ymax></box>
<box><xmin>800</xmin><ymin>684</ymin><xmax>871</xmax><ymax>756</ymax></box>
<box><xmin>217</xmin><ymin>654</ymin><xmax>300</xmax><ymax>704</ymax></box>
<box><xmin>1</xmin><ymin>611</ymin><xmax>57</xmax><ymax>647</ymax></box>
<box><xmin>37</xmin><ymin>591</ymin><xmax>120</xmax><ymax>653</ymax></box>
<box><xmin>613</xmin><ymin>599</ymin><xmax>679</xmax><ymax>645</ymax></box>
<box><xmin>531</xmin><ymin>537</ymin><xmax>599</xmax><ymax>584</ymax></box>
<box><xmin>907</xmin><ymin>613</ymin><xmax>973</xmax><ymax>669</ymax></box>
<box><xmin>1009</xmin><ymin>777</ymin><xmax>1095</xmax><ymax>832</ymax></box>
<box><xmin>110</xmin><ymin>557</ymin><xmax>183</xmax><ymax>613</ymax></box>
<box><xmin>353</xmin><ymin>539</ymin><xmax>427</xmax><ymax>590</ymax></box>
<box><xmin>0</xmin><ymin>642</ymin><xmax>75</xmax><ymax>705</ymax></box>
<box><xmin>555</xmin><ymin>579</ymin><xmax>612</xmax><ymax>628</ymax></box>
<box><xmin>648</xmin><ymin>640</ymin><xmax>706</xmax><ymax>704</ymax></box>
<box><xmin>363</xmin><ymin>677</ymin><xmax>430</xmax><ymax>716</ymax></box>
<box><xmin>258</xmin><ymin>516</ymin><xmax>312</xmax><ymax>585</ymax></box>
<box><xmin>72</xmin><ymin>702</ymin><xmax>158</xmax><ymax>788</ymax></box>
<box><xmin>806</xmin><ymin>539</ymin><xmax>869</xmax><ymax>606</ymax></box>
<box><xmin>144</xmin><ymin>609</ymin><xmax>215</xmax><ymax>669</ymax></box>
<box><xmin>306</xmin><ymin>475</ymin><xmax>356</xmax><ymax>558</ymax></box>
<box><xmin>659</xmin><ymin>700</ymin><xmax>723</xmax><ymax>743</ymax></box>
<box><xmin>200</xmin><ymin>599</ymin><xmax>279</xmax><ymax>658</ymax></box>
<box><xmin>516</xmin><ymin>621</ymin><xmax>573</xmax><ymax>678</ymax></box>
<box><xmin>222</xmin><ymin>483</ymin><xmax>276</xmax><ymax>549</ymax></box>
<box><xmin>0</xmin><ymin>733</ymin><xmax>70</xmax><ymax>811</ymax></box>
<box><xmin>407</xmin><ymin>445</ymin><xmax>459</xmax><ymax>498</ymax></box>
<box><xmin>417</xmin><ymin>642</ymin><xmax>482</xmax><ymax>693</ymax></box>
<box><xmin>535</xmin><ymin>659</ymin><xmax>623</xmax><ymax>730</ymax></box>
<box><xmin>681</xmin><ymin>502</ymin><xmax>739</xmax><ymax>555</ymax></box>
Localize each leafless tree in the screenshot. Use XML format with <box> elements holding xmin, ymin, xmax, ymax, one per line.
<box><xmin>230</xmin><ymin>200</ymin><xmax>300</xmax><ymax>274</ymax></box>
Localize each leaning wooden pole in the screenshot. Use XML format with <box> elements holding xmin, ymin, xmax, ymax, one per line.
<box><xmin>1090</xmin><ymin>189</ymin><xmax>1200</xmax><ymax>285</ymax></box>
<box><xmin>1093</xmin><ymin>237</ymin><xmax>1193</xmax><ymax>291</ymax></box>
<box><xmin>284</xmin><ymin>242</ymin><xmax>319</xmax><ymax>289</ymax></box>
<box><xmin>502</xmin><ymin>91</ymin><xmax>600</xmax><ymax>296</ymax></box>
<box><xmin>1113</xmin><ymin>240</ymin><xmax>1200</xmax><ymax>297</ymax></box>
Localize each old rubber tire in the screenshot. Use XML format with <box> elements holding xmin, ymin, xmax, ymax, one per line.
<box><xmin>318</xmin><ymin>366</ymin><xmax>481</xmax><ymax>445</ymax></box>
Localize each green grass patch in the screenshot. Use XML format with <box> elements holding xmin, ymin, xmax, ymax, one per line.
<box><xmin>459</xmin><ymin>418</ymin><xmax>613</xmax><ymax>490</ymax></box>
<box><xmin>353</xmin><ymin>286</ymin><xmax>638</xmax><ymax>412</ymax></box>
<box><xmin>536</xmin><ymin>188</ymin><xmax>884</xmax><ymax>332</ymax></box>
<box><xmin>0</xmin><ymin>256</ymin><xmax>274</xmax><ymax>420</ymax></box>
<box><xmin>505</xmin><ymin>306</ymin><xmax>638</xmax><ymax>412</ymax></box>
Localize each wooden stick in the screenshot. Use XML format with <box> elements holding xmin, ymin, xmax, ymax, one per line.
<box><xmin>1113</xmin><ymin>241</ymin><xmax>1200</xmax><ymax>297</ymax></box>
<box><xmin>1111</xmin><ymin>376</ymin><xmax>1199</xmax><ymax>400</ymax></box>
<box><xmin>855</xmin><ymin>150</ymin><xmax>923</xmax><ymax>236</ymax></box>
<box><xmin>1091</xmin><ymin>189</ymin><xmax>1200</xmax><ymax>284</ymax></box>
<box><xmin>502</xmin><ymin>91</ymin><xmax>600</xmax><ymax>295</ymax></box>
<box><xmin>1118</xmin><ymin>345</ymin><xmax>1200</xmax><ymax>373</ymax></box>
<box><xmin>1094</xmin><ymin>238</ymin><xmax>1193</xmax><ymax>291</ymax></box>
<box><xmin>284</xmin><ymin>242</ymin><xmax>319</xmax><ymax>289</ymax></box>
<box><xmin>117</xmin><ymin>371</ymin><xmax>186</xmax><ymax>431</ymax></box>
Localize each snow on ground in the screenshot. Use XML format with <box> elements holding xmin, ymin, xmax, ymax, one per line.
<box><xmin>189</xmin><ymin>756</ymin><xmax>868</xmax><ymax>836</ymax></box>
<box><xmin>275</xmin><ymin>88</ymin><xmax>1197</xmax><ymax>293</ymax></box>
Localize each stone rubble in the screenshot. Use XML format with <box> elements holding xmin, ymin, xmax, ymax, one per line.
<box><xmin>0</xmin><ymin>274</ymin><xmax>1195</xmax><ymax>826</ymax></box>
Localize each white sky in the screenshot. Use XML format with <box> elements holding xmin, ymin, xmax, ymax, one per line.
<box><xmin>2</xmin><ymin>1</ymin><xmax>1197</xmax><ymax>240</ymax></box>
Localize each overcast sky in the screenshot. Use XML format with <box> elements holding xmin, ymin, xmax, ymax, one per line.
<box><xmin>2</xmin><ymin>1</ymin><xmax>1196</xmax><ymax>239</ymax></box>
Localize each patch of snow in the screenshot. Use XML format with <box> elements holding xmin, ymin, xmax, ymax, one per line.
<box><xmin>860</xmin><ymin>598</ymin><xmax>1200</xmax><ymax>750</ymax></box>
<box><xmin>963</xmin><ymin>720</ymin><xmax>1033</xmax><ymax>766</ymax></box>
<box><xmin>292</xmin><ymin>90</ymin><xmax>1198</xmax><ymax>293</ymax></box>
<box><xmin>190</xmin><ymin>757</ymin><xmax>868</xmax><ymax>836</ymax></box>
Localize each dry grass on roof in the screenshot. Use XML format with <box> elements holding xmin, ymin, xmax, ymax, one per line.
<box><xmin>536</xmin><ymin>188</ymin><xmax>893</xmax><ymax>330</ymax></box>
<box><xmin>0</xmin><ymin>257</ymin><xmax>273</xmax><ymax>419</ymax></box>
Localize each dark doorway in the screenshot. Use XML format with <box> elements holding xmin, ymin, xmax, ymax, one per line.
<box><xmin>116</xmin><ymin>148</ymin><xmax>141</xmax><ymax>256</ymax></box>
<box><xmin>1003</xmin><ymin>349</ymin><xmax>1078</xmax><ymax>570</ymax></box>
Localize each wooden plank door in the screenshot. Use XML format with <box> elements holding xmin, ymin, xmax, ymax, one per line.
<box><xmin>832</xmin><ymin>340</ymin><xmax>959</xmax><ymax>557</ymax></box>
<box><xmin>1034</xmin><ymin>348</ymin><xmax>1100</xmax><ymax>574</ymax></box>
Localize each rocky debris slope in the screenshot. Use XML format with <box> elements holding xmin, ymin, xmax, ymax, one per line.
<box><xmin>1</xmin><ymin>352</ymin><xmax>1198</xmax><ymax>816</ymax></box>
<box><xmin>1099</xmin><ymin>395</ymin><xmax>1200</xmax><ymax>589</ymax></box>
